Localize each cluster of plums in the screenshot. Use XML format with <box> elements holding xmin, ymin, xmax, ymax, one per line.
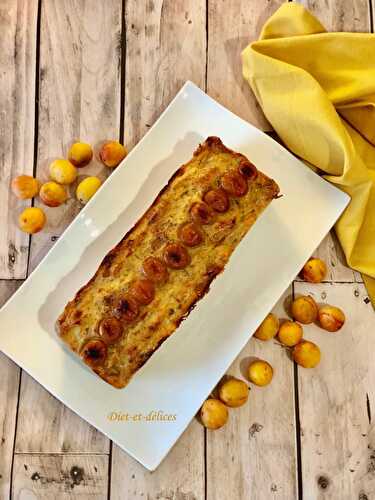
<box><xmin>12</xmin><ymin>140</ymin><xmax>127</xmax><ymax>234</ymax></box>
<box><xmin>199</xmin><ymin>257</ymin><xmax>347</xmax><ymax>430</ymax></box>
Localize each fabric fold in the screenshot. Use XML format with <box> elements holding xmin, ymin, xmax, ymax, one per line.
<box><xmin>242</xmin><ymin>2</ymin><xmax>375</xmax><ymax>306</ymax></box>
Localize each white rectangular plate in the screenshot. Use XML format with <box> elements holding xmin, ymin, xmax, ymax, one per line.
<box><xmin>0</xmin><ymin>82</ymin><xmax>349</xmax><ymax>470</ymax></box>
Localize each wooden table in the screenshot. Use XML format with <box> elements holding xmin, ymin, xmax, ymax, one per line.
<box><xmin>1</xmin><ymin>1</ymin><xmax>374</xmax><ymax>498</ymax></box>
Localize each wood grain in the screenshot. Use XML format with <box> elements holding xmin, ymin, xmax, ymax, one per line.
<box><xmin>124</xmin><ymin>0</ymin><xmax>206</xmax><ymax>148</ymax></box>
<box><xmin>109</xmin><ymin>0</ymin><xmax>206</xmax><ymax>491</ymax></box>
<box><xmin>206</xmin><ymin>3</ymin><xmax>297</xmax><ymax>498</ymax></box>
<box><xmin>299</xmin><ymin>0</ymin><xmax>371</xmax><ymax>32</ymax></box>
<box><xmin>295</xmin><ymin>233</ymin><xmax>361</xmax><ymax>284</ymax></box>
<box><xmin>316</xmin><ymin>233</ymin><xmax>360</xmax><ymax>283</ymax></box>
<box><xmin>16</xmin><ymin>0</ymin><xmax>122</xmax><ymax>455</ymax></box>
<box><xmin>206</xmin><ymin>289</ymin><xmax>297</xmax><ymax>500</ymax></box>
<box><xmin>2</xmin><ymin>1</ymin><xmax>373</xmax><ymax>498</ymax></box>
<box><xmin>294</xmin><ymin>0</ymin><xmax>370</xmax><ymax>286</ymax></box>
<box><xmin>295</xmin><ymin>282</ymin><xmax>375</xmax><ymax>499</ymax></box>
<box><xmin>294</xmin><ymin>5</ymin><xmax>374</xmax><ymax>499</ymax></box>
<box><xmin>111</xmin><ymin>421</ymin><xmax>205</xmax><ymax>499</ymax></box>
<box><xmin>207</xmin><ymin>0</ymin><xmax>283</xmax><ymax>132</ymax></box>
<box><xmin>12</xmin><ymin>453</ymin><xmax>108</xmax><ymax>499</ymax></box>
<box><xmin>0</xmin><ymin>281</ymin><xmax>22</xmax><ymax>499</ymax></box>
<box><xmin>0</xmin><ymin>0</ymin><xmax>38</xmax><ymax>279</ymax></box>
<box><xmin>29</xmin><ymin>0</ymin><xmax>123</xmax><ymax>271</ymax></box>
<box><xmin>15</xmin><ymin>374</ymin><xmax>109</xmax><ymax>453</ymax></box>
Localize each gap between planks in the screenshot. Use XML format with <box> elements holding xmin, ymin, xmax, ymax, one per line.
<box><xmin>293</xmin><ymin>3</ymin><xmax>373</xmax><ymax>500</ymax></box>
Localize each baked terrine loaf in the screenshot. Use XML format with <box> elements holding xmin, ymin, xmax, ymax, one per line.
<box><xmin>57</xmin><ymin>137</ymin><xmax>280</xmax><ymax>388</ymax></box>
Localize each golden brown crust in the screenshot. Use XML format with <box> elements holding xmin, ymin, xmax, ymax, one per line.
<box><xmin>57</xmin><ymin>137</ymin><xmax>280</xmax><ymax>388</ymax></box>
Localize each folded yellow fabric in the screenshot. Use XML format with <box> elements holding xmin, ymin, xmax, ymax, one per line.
<box><xmin>242</xmin><ymin>2</ymin><xmax>375</xmax><ymax>307</ymax></box>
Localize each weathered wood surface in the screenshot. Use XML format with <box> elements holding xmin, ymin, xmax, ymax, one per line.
<box><xmin>12</xmin><ymin>454</ymin><xmax>109</xmax><ymax>499</ymax></box>
<box><xmin>0</xmin><ymin>0</ymin><xmax>374</xmax><ymax>498</ymax></box>
<box><xmin>295</xmin><ymin>282</ymin><xmax>375</xmax><ymax>500</ymax></box>
<box><xmin>297</xmin><ymin>0</ymin><xmax>370</xmax><ymax>285</ymax></box>
<box><xmin>15</xmin><ymin>373</ymin><xmax>109</xmax><ymax>454</ymax></box>
<box><xmin>206</xmin><ymin>288</ymin><xmax>297</xmax><ymax>500</ymax></box>
<box><xmin>300</xmin><ymin>0</ymin><xmax>371</xmax><ymax>31</ymax></box>
<box><xmin>0</xmin><ymin>352</ymin><xmax>19</xmax><ymax>500</ymax></box>
<box><xmin>295</xmin><ymin>233</ymin><xmax>362</xmax><ymax>283</ymax></box>
<box><xmin>111</xmin><ymin>421</ymin><xmax>205</xmax><ymax>500</ymax></box>
<box><xmin>124</xmin><ymin>0</ymin><xmax>206</xmax><ymax>148</ymax></box>
<box><xmin>294</xmin><ymin>4</ymin><xmax>373</xmax><ymax>500</ymax></box>
<box><xmin>0</xmin><ymin>0</ymin><xmax>39</xmax><ymax>279</ymax></box>
<box><xmin>207</xmin><ymin>0</ymin><xmax>283</xmax><ymax>132</ymax></box>
<box><xmin>29</xmin><ymin>0</ymin><xmax>123</xmax><ymax>271</ymax></box>
<box><xmin>110</xmin><ymin>1</ymin><xmax>206</xmax><ymax>494</ymax></box>
<box><xmin>0</xmin><ymin>281</ymin><xmax>22</xmax><ymax>499</ymax></box>
<box><xmin>205</xmin><ymin>3</ymin><xmax>297</xmax><ymax>498</ymax></box>
<box><xmin>15</xmin><ymin>0</ymin><xmax>123</xmax><ymax>457</ymax></box>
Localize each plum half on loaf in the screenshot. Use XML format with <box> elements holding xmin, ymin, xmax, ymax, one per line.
<box><xmin>57</xmin><ymin>137</ymin><xmax>280</xmax><ymax>388</ymax></box>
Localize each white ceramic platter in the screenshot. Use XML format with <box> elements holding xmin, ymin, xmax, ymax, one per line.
<box><xmin>0</xmin><ymin>82</ymin><xmax>349</xmax><ymax>470</ymax></box>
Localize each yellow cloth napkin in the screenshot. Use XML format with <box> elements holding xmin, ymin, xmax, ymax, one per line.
<box><xmin>242</xmin><ymin>2</ymin><xmax>375</xmax><ymax>307</ymax></box>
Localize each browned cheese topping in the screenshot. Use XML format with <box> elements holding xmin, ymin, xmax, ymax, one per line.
<box><xmin>57</xmin><ymin>137</ymin><xmax>279</xmax><ymax>388</ymax></box>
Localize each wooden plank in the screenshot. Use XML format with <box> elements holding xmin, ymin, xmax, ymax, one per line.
<box><xmin>207</xmin><ymin>0</ymin><xmax>283</xmax><ymax>132</ymax></box>
<box><xmin>124</xmin><ymin>0</ymin><xmax>206</xmax><ymax>148</ymax></box>
<box><xmin>294</xmin><ymin>6</ymin><xmax>373</xmax><ymax>498</ymax></box>
<box><xmin>295</xmin><ymin>233</ymin><xmax>359</xmax><ymax>284</ymax></box>
<box><xmin>12</xmin><ymin>454</ymin><xmax>108</xmax><ymax>499</ymax></box>
<box><xmin>295</xmin><ymin>282</ymin><xmax>375</xmax><ymax>499</ymax></box>
<box><xmin>206</xmin><ymin>288</ymin><xmax>297</xmax><ymax>500</ymax></box>
<box><xmin>206</xmin><ymin>2</ymin><xmax>297</xmax><ymax>498</ymax></box>
<box><xmin>0</xmin><ymin>279</ymin><xmax>22</xmax><ymax>305</ymax></box>
<box><xmin>0</xmin><ymin>0</ymin><xmax>38</xmax><ymax>279</ymax></box>
<box><xmin>15</xmin><ymin>374</ymin><xmax>109</xmax><ymax>453</ymax></box>
<box><xmin>299</xmin><ymin>0</ymin><xmax>370</xmax><ymax>32</ymax></box>
<box><xmin>16</xmin><ymin>0</ymin><xmax>122</xmax><ymax>454</ymax></box>
<box><xmin>298</xmin><ymin>0</ymin><xmax>370</xmax><ymax>285</ymax></box>
<box><xmin>29</xmin><ymin>0</ymin><xmax>123</xmax><ymax>271</ymax></box>
<box><xmin>320</xmin><ymin>233</ymin><xmax>360</xmax><ymax>282</ymax></box>
<box><xmin>0</xmin><ymin>280</ymin><xmax>22</xmax><ymax>499</ymax></box>
<box><xmin>111</xmin><ymin>421</ymin><xmax>205</xmax><ymax>499</ymax></box>
<box><xmin>109</xmin><ymin>0</ymin><xmax>206</xmax><ymax>492</ymax></box>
